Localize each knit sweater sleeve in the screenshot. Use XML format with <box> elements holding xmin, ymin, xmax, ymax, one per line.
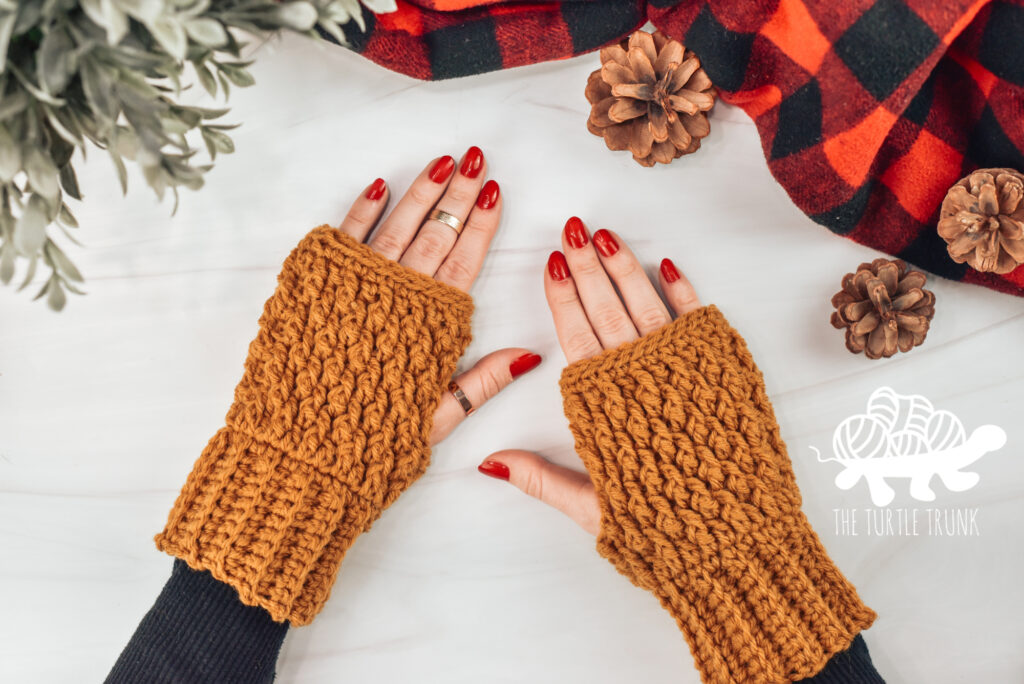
<box><xmin>103</xmin><ymin>562</ymin><xmax>880</xmax><ymax>683</ymax></box>
<box><xmin>105</xmin><ymin>560</ymin><xmax>288</xmax><ymax>684</ymax></box>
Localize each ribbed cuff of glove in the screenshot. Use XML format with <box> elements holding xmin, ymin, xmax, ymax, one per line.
<box><xmin>156</xmin><ymin>227</ymin><xmax>473</xmax><ymax>626</ymax></box>
<box><xmin>559</xmin><ymin>305</ymin><xmax>876</xmax><ymax>684</ymax></box>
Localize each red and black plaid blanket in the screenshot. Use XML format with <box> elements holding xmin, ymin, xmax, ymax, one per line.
<box><xmin>335</xmin><ymin>0</ymin><xmax>1024</xmax><ymax>297</ymax></box>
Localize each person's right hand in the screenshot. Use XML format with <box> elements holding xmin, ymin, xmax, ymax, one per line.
<box><xmin>476</xmin><ymin>217</ymin><xmax>702</xmax><ymax>535</ymax></box>
<box><xmin>336</xmin><ymin>148</ymin><xmax>543</xmax><ymax>445</ymax></box>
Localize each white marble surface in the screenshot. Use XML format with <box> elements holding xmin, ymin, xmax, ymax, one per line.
<box><xmin>2</xmin><ymin>33</ymin><xmax>1023</xmax><ymax>684</ymax></box>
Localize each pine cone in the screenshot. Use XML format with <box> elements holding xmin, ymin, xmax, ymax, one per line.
<box><xmin>585</xmin><ymin>30</ymin><xmax>715</xmax><ymax>167</ymax></box>
<box><xmin>830</xmin><ymin>258</ymin><xmax>936</xmax><ymax>360</ymax></box>
<box><xmin>938</xmin><ymin>168</ymin><xmax>1024</xmax><ymax>274</ymax></box>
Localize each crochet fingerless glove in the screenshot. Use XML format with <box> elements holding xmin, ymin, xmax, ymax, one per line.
<box><xmin>559</xmin><ymin>306</ymin><xmax>875</xmax><ymax>684</ymax></box>
<box><xmin>155</xmin><ymin>226</ymin><xmax>473</xmax><ymax>626</ymax></box>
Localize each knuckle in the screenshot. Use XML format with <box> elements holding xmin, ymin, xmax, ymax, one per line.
<box><xmin>572</xmin><ymin>258</ymin><xmax>605</xmax><ymax>278</ymax></box>
<box><xmin>635</xmin><ymin>306</ymin><xmax>670</xmax><ymax>332</ymax></box>
<box><xmin>436</xmin><ymin>254</ymin><xmax>475</xmax><ymax>286</ymax></box>
<box><xmin>520</xmin><ymin>464</ymin><xmax>545</xmax><ymax>501</ymax></box>
<box><xmin>475</xmin><ymin>364</ymin><xmax>504</xmax><ymax>400</ymax></box>
<box><xmin>674</xmin><ymin>289</ymin><xmax>701</xmax><ymax>311</ymax></box>
<box><xmin>407</xmin><ymin>184</ymin><xmax>436</xmax><ymax>206</ymax></box>
<box><xmin>564</xmin><ymin>330</ymin><xmax>602</xmax><ymax>359</ymax></box>
<box><xmin>591</xmin><ymin>307</ymin><xmax>631</xmax><ymax>335</ymax></box>
<box><xmin>345</xmin><ymin>211</ymin><xmax>373</xmax><ymax>230</ymax></box>
<box><xmin>370</xmin><ymin>231</ymin><xmax>405</xmax><ymax>256</ymax></box>
<box><xmin>412</xmin><ymin>229</ymin><xmax>452</xmax><ymax>260</ymax></box>
<box><xmin>444</xmin><ymin>186</ymin><xmax>472</xmax><ymax>204</ymax></box>
<box><xmin>611</xmin><ymin>258</ymin><xmax>641</xmax><ymax>280</ymax></box>
<box><xmin>550</xmin><ymin>287</ymin><xmax>580</xmax><ymax>307</ymax></box>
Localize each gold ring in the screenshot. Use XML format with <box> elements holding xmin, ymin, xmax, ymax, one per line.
<box><xmin>448</xmin><ymin>380</ymin><xmax>474</xmax><ymax>415</ymax></box>
<box><xmin>428</xmin><ymin>209</ymin><xmax>464</xmax><ymax>235</ymax></box>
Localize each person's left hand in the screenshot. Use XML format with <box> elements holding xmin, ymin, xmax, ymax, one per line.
<box><xmin>476</xmin><ymin>218</ymin><xmax>703</xmax><ymax>535</ymax></box>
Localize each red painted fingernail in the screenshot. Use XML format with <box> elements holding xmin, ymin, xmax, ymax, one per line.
<box><xmin>460</xmin><ymin>146</ymin><xmax>484</xmax><ymax>179</ymax></box>
<box><xmin>477</xmin><ymin>180</ymin><xmax>500</xmax><ymax>210</ymax></box>
<box><xmin>593</xmin><ymin>229</ymin><xmax>619</xmax><ymax>257</ymax></box>
<box><xmin>365</xmin><ymin>177</ymin><xmax>386</xmax><ymax>200</ymax></box>
<box><xmin>429</xmin><ymin>156</ymin><xmax>455</xmax><ymax>183</ymax></box>
<box><xmin>660</xmin><ymin>258</ymin><xmax>680</xmax><ymax>283</ymax></box>
<box><xmin>478</xmin><ymin>460</ymin><xmax>510</xmax><ymax>481</ymax></box>
<box><xmin>547</xmin><ymin>251</ymin><xmax>569</xmax><ymax>281</ymax></box>
<box><xmin>509</xmin><ymin>352</ymin><xmax>542</xmax><ymax>379</ymax></box>
<box><xmin>564</xmin><ymin>216</ymin><xmax>588</xmax><ymax>249</ymax></box>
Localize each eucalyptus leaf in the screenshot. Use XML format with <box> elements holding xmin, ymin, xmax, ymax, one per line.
<box><xmin>0</xmin><ymin>124</ymin><xmax>20</xmax><ymax>182</ymax></box>
<box><xmin>17</xmin><ymin>253</ymin><xmax>37</xmax><ymax>291</ymax></box>
<box><xmin>217</xmin><ymin>62</ymin><xmax>254</xmax><ymax>87</ymax></box>
<box><xmin>59</xmin><ymin>163</ymin><xmax>81</xmax><ymax>200</ymax></box>
<box><xmin>38</xmin><ymin>25</ymin><xmax>77</xmax><ymax>94</ymax></box>
<box><xmin>25</xmin><ymin>147</ymin><xmax>61</xmax><ymax>199</ymax></box>
<box><xmin>185</xmin><ymin>17</ymin><xmax>227</xmax><ymax>47</ymax></box>
<box><xmin>58</xmin><ymin>202</ymin><xmax>79</xmax><ymax>229</ymax></box>
<box><xmin>148</xmin><ymin>15</ymin><xmax>187</xmax><ymax>61</ymax></box>
<box><xmin>0</xmin><ymin>242</ymin><xmax>14</xmax><ymax>285</ymax></box>
<box><xmin>114</xmin><ymin>0</ymin><xmax>163</xmax><ymax>23</ymax></box>
<box><xmin>273</xmin><ymin>3</ymin><xmax>319</xmax><ymax>31</ymax></box>
<box><xmin>0</xmin><ymin>11</ymin><xmax>16</xmax><ymax>75</ymax></box>
<box><xmin>109</xmin><ymin>149</ymin><xmax>128</xmax><ymax>193</ymax></box>
<box><xmin>46</xmin><ymin>277</ymin><xmax>67</xmax><ymax>310</ymax></box>
<box><xmin>14</xmin><ymin>194</ymin><xmax>48</xmax><ymax>256</ymax></box>
<box><xmin>79</xmin><ymin>58</ymin><xmax>117</xmax><ymax>121</ymax></box>
<box><xmin>81</xmin><ymin>0</ymin><xmax>130</xmax><ymax>44</ymax></box>
<box><xmin>361</xmin><ymin>0</ymin><xmax>398</xmax><ymax>15</ymax></box>
<box><xmin>45</xmin><ymin>240</ymin><xmax>84</xmax><ymax>282</ymax></box>
<box><xmin>44</xmin><ymin>106</ymin><xmax>84</xmax><ymax>146</ymax></box>
<box><xmin>195</xmin><ymin>61</ymin><xmax>217</xmax><ymax>96</ymax></box>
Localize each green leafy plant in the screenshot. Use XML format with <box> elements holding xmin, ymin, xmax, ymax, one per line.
<box><xmin>0</xmin><ymin>0</ymin><xmax>395</xmax><ymax>310</ymax></box>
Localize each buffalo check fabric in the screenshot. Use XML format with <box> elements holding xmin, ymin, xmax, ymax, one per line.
<box><xmin>334</xmin><ymin>0</ymin><xmax>1024</xmax><ymax>297</ymax></box>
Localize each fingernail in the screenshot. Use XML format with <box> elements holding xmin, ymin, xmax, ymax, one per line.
<box><xmin>430</xmin><ymin>155</ymin><xmax>456</xmax><ymax>183</ymax></box>
<box><xmin>593</xmin><ymin>229</ymin><xmax>619</xmax><ymax>257</ymax></box>
<box><xmin>460</xmin><ymin>146</ymin><xmax>484</xmax><ymax>179</ymax></box>
<box><xmin>365</xmin><ymin>177</ymin><xmax>386</xmax><ymax>200</ymax></box>
<box><xmin>660</xmin><ymin>258</ymin><xmax>680</xmax><ymax>283</ymax></box>
<box><xmin>564</xmin><ymin>216</ymin><xmax>588</xmax><ymax>249</ymax></box>
<box><xmin>547</xmin><ymin>251</ymin><xmax>569</xmax><ymax>281</ymax></box>
<box><xmin>476</xmin><ymin>180</ymin><xmax>500</xmax><ymax>210</ymax></box>
<box><xmin>509</xmin><ymin>352</ymin><xmax>542</xmax><ymax>379</ymax></box>
<box><xmin>478</xmin><ymin>460</ymin><xmax>510</xmax><ymax>481</ymax></box>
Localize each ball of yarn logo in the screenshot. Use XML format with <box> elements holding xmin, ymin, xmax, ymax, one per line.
<box><xmin>813</xmin><ymin>387</ymin><xmax>1006</xmax><ymax>506</ymax></box>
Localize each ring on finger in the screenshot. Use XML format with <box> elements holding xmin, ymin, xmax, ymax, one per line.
<box><xmin>428</xmin><ymin>209</ymin><xmax>464</xmax><ymax>235</ymax></box>
<box><xmin>448</xmin><ymin>380</ymin><xmax>474</xmax><ymax>415</ymax></box>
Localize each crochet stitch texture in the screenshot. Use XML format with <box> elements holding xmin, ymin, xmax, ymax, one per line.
<box><xmin>156</xmin><ymin>226</ymin><xmax>473</xmax><ymax>625</ymax></box>
<box><xmin>560</xmin><ymin>305</ymin><xmax>876</xmax><ymax>684</ymax></box>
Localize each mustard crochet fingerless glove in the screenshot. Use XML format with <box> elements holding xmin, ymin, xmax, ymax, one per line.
<box><xmin>155</xmin><ymin>226</ymin><xmax>473</xmax><ymax>626</ymax></box>
<box><xmin>559</xmin><ymin>305</ymin><xmax>875</xmax><ymax>684</ymax></box>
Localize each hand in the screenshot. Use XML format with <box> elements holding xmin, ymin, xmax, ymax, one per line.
<box><xmin>337</xmin><ymin>148</ymin><xmax>542</xmax><ymax>444</ymax></box>
<box><xmin>478</xmin><ymin>217</ymin><xmax>701</xmax><ymax>535</ymax></box>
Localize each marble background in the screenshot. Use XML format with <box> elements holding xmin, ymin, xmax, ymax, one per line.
<box><xmin>2</xmin><ymin>32</ymin><xmax>1022</xmax><ymax>684</ymax></box>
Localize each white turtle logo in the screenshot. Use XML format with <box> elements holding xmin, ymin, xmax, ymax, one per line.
<box><xmin>813</xmin><ymin>387</ymin><xmax>1006</xmax><ymax>506</ymax></box>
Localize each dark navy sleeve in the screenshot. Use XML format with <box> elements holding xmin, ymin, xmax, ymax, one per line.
<box><xmin>106</xmin><ymin>560</ymin><xmax>288</xmax><ymax>684</ymax></box>
<box><xmin>801</xmin><ymin>634</ymin><xmax>886</xmax><ymax>683</ymax></box>
<box><xmin>106</xmin><ymin>562</ymin><xmax>882</xmax><ymax>683</ymax></box>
